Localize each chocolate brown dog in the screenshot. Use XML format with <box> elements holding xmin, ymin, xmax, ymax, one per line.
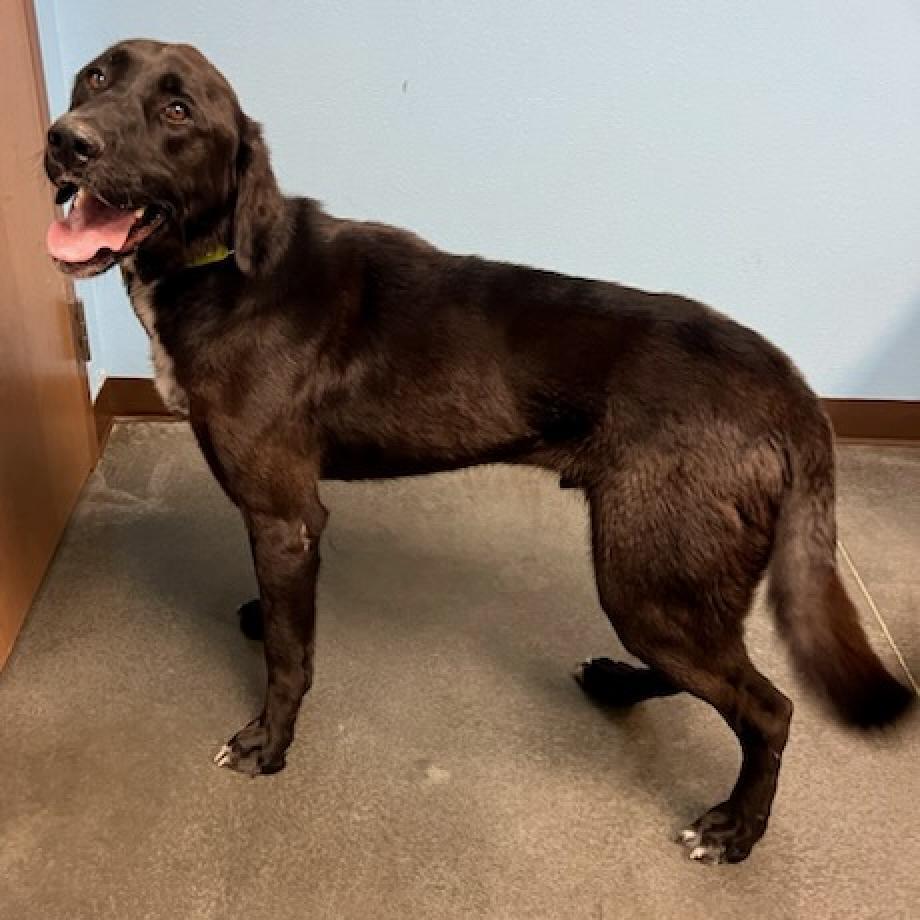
<box><xmin>46</xmin><ymin>40</ymin><xmax>914</xmax><ymax>864</ymax></box>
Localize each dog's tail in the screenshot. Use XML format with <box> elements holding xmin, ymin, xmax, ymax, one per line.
<box><xmin>768</xmin><ymin>406</ymin><xmax>916</xmax><ymax>728</ymax></box>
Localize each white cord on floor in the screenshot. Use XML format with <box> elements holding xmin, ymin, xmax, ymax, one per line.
<box><xmin>838</xmin><ymin>538</ymin><xmax>919</xmax><ymax>695</ymax></box>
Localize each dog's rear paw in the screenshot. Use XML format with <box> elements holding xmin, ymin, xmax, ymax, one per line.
<box><xmin>572</xmin><ymin>658</ymin><xmax>640</xmax><ymax>703</ymax></box>
<box><xmin>238</xmin><ymin>599</ymin><xmax>263</xmax><ymax>640</ymax></box>
<box><xmin>574</xmin><ymin>657</ymin><xmax>657</xmax><ymax>706</ymax></box>
<box><xmin>676</xmin><ymin>804</ymin><xmax>765</xmax><ymax>865</ymax></box>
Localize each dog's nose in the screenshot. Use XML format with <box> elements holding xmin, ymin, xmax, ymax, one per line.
<box><xmin>47</xmin><ymin>118</ymin><xmax>104</xmax><ymax>169</ymax></box>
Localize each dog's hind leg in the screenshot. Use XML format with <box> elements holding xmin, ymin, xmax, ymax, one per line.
<box><xmin>585</xmin><ymin>477</ymin><xmax>791</xmax><ymax>864</ymax></box>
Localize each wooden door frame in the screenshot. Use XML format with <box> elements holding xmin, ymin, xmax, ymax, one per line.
<box><xmin>0</xmin><ymin>0</ymin><xmax>98</xmax><ymax>668</ymax></box>
<box><xmin>22</xmin><ymin>0</ymin><xmax>98</xmax><ymax>451</ymax></box>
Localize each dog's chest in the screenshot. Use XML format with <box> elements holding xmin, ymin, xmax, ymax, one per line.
<box><xmin>123</xmin><ymin>268</ymin><xmax>189</xmax><ymax>418</ymax></box>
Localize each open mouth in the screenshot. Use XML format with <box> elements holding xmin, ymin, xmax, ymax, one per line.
<box><xmin>46</xmin><ymin>183</ymin><xmax>166</xmax><ymax>277</ymax></box>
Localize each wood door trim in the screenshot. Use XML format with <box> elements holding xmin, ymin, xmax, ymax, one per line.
<box><xmin>0</xmin><ymin>0</ymin><xmax>97</xmax><ymax>669</ymax></box>
<box><xmin>23</xmin><ymin>0</ymin><xmax>97</xmax><ymax>460</ymax></box>
<box><xmin>27</xmin><ymin>1</ymin><xmax>97</xmax><ymax>464</ymax></box>
<box><xmin>24</xmin><ymin>0</ymin><xmax>51</xmax><ymax>124</ymax></box>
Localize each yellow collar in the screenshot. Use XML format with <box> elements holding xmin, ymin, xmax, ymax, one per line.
<box><xmin>186</xmin><ymin>244</ymin><xmax>234</xmax><ymax>268</ymax></box>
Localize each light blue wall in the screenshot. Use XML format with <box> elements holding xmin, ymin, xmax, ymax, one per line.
<box><xmin>36</xmin><ymin>1</ymin><xmax>920</xmax><ymax>398</ymax></box>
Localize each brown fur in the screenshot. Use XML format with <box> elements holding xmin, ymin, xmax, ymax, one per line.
<box><xmin>46</xmin><ymin>39</ymin><xmax>915</xmax><ymax>864</ymax></box>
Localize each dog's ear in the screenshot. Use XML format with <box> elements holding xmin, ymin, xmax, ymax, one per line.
<box><xmin>233</xmin><ymin>116</ymin><xmax>286</xmax><ymax>275</ymax></box>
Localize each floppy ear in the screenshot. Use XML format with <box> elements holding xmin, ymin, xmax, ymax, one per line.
<box><xmin>233</xmin><ymin>116</ymin><xmax>286</xmax><ymax>275</ymax></box>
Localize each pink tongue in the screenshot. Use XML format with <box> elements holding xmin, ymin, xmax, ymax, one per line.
<box><xmin>47</xmin><ymin>194</ymin><xmax>137</xmax><ymax>262</ymax></box>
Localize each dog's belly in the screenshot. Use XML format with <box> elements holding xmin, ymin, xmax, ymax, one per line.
<box><xmin>321</xmin><ymin>434</ymin><xmax>542</xmax><ymax>481</ymax></box>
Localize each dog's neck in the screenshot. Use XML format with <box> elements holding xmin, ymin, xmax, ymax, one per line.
<box><xmin>118</xmin><ymin>254</ymin><xmax>190</xmax><ymax>417</ymax></box>
<box><xmin>118</xmin><ymin>202</ymin><xmax>235</xmax><ymax>283</ymax></box>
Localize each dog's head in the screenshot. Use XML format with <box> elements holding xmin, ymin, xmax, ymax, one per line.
<box><xmin>45</xmin><ymin>39</ymin><xmax>284</xmax><ymax>278</ymax></box>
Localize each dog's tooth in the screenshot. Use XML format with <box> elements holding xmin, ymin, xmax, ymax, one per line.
<box><xmin>134</xmin><ymin>207</ymin><xmax>146</xmax><ymax>218</ymax></box>
<box><xmin>74</xmin><ymin>187</ymin><xmax>87</xmax><ymax>208</ymax></box>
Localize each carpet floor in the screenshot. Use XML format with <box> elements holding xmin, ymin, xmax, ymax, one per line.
<box><xmin>1</xmin><ymin>423</ymin><xmax>917</xmax><ymax>919</ymax></box>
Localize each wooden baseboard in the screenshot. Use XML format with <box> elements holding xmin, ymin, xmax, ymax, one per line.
<box><xmin>822</xmin><ymin>399</ymin><xmax>920</xmax><ymax>443</ymax></box>
<box><xmin>93</xmin><ymin>378</ymin><xmax>919</xmax><ymax>453</ymax></box>
<box><xmin>93</xmin><ymin>376</ymin><xmax>170</xmax><ymax>450</ymax></box>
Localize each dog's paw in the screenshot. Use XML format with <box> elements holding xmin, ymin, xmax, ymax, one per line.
<box><xmin>574</xmin><ymin>657</ymin><xmax>638</xmax><ymax>692</ymax></box>
<box><xmin>573</xmin><ymin>657</ymin><xmax>655</xmax><ymax>706</ymax></box>
<box><xmin>676</xmin><ymin>827</ymin><xmax>724</xmax><ymax>865</ymax></box>
<box><xmin>213</xmin><ymin>718</ymin><xmax>285</xmax><ymax>776</ymax></box>
<box><xmin>676</xmin><ymin>804</ymin><xmax>764</xmax><ymax>865</ymax></box>
<box><xmin>237</xmin><ymin>599</ymin><xmax>263</xmax><ymax>640</ymax></box>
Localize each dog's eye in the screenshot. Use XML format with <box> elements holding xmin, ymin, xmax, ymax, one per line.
<box><xmin>86</xmin><ymin>68</ymin><xmax>107</xmax><ymax>90</ymax></box>
<box><xmin>163</xmin><ymin>100</ymin><xmax>190</xmax><ymax>123</ymax></box>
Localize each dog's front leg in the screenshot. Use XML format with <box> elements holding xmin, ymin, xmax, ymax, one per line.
<box><xmin>215</xmin><ymin>496</ymin><xmax>328</xmax><ymax>776</ymax></box>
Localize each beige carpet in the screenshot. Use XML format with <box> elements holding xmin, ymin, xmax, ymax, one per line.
<box><xmin>1</xmin><ymin>423</ymin><xmax>917</xmax><ymax>919</ymax></box>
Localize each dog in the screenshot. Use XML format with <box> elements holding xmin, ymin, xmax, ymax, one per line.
<box><xmin>45</xmin><ymin>40</ymin><xmax>914</xmax><ymax>864</ymax></box>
